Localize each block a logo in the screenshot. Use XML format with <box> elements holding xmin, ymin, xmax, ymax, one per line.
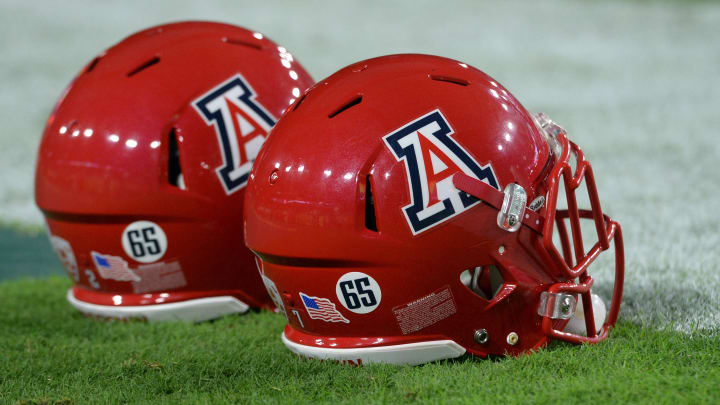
<box><xmin>193</xmin><ymin>74</ymin><xmax>276</xmax><ymax>194</ymax></box>
<box><xmin>383</xmin><ymin>110</ymin><xmax>500</xmax><ymax>235</ymax></box>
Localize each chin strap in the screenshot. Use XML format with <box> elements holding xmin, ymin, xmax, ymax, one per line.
<box><xmin>452</xmin><ymin>172</ymin><xmax>544</xmax><ymax>233</ymax></box>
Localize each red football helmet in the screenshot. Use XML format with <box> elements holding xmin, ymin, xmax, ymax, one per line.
<box><xmin>35</xmin><ymin>21</ymin><xmax>314</xmax><ymax>321</ymax></box>
<box><xmin>245</xmin><ymin>54</ymin><xmax>624</xmax><ymax>364</ymax></box>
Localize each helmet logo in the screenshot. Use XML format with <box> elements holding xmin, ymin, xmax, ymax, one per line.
<box><xmin>193</xmin><ymin>74</ymin><xmax>277</xmax><ymax>194</ymax></box>
<box><xmin>383</xmin><ymin>110</ymin><xmax>499</xmax><ymax>235</ymax></box>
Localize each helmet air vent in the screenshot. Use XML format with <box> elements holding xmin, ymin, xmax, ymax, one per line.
<box><xmin>84</xmin><ymin>56</ymin><xmax>102</xmax><ymax>74</ymax></box>
<box><xmin>222</xmin><ymin>37</ymin><xmax>264</xmax><ymax>50</ymax></box>
<box><xmin>364</xmin><ymin>175</ymin><xmax>378</xmax><ymax>232</ymax></box>
<box><xmin>292</xmin><ymin>94</ymin><xmax>307</xmax><ymax>112</ymax></box>
<box><xmin>429</xmin><ymin>75</ymin><xmax>469</xmax><ymax>87</ymax></box>
<box><xmin>328</xmin><ymin>95</ymin><xmax>362</xmax><ymax>118</ymax></box>
<box><xmin>127</xmin><ymin>56</ymin><xmax>160</xmax><ymax>77</ymax></box>
<box><xmin>168</xmin><ymin>128</ymin><xmax>185</xmax><ymax>190</ymax></box>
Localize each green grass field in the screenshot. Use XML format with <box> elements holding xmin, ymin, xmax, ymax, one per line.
<box><xmin>2</xmin><ymin>277</ymin><xmax>718</xmax><ymax>405</ymax></box>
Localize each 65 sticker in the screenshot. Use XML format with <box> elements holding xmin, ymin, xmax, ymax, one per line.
<box><xmin>336</xmin><ymin>272</ymin><xmax>382</xmax><ymax>314</ymax></box>
<box><xmin>121</xmin><ymin>221</ymin><xmax>167</xmax><ymax>263</ymax></box>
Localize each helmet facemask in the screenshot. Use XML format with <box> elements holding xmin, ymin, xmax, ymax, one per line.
<box><xmin>454</xmin><ymin>112</ymin><xmax>625</xmax><ymax>346</ymax></box>
<box><xmin>532</xmin><ymin>113</ymin><xmax>625</xmax><ymax>344</ymax></box>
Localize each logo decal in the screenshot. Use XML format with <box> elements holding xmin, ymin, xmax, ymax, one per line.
<box><xmin>299</xmin><ymin>292</ymin><xmax>350</xmax><ymax>323</ymax></box>
<box><xmin>91</xmin><ymin>251</ymin><xmax>140</xmax><ymax>282</ymax></box>
<box><xmin>336</xmin><ymin>272</ymin><xmax>381</xmax><ymax>314</ymax></box>
<box><xmin>193</xmin><ymin>74</ymin><xmax>276</xmax><ymax>194</ymax></box>
<box><xmin>383</xmin><ymin>110</ymin><xmax>500</xmax><ymax>235</ymax></box>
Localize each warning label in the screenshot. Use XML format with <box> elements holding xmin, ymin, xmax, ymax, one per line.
<box><xmin>392</xmin><ymin>285</ymin><xmax>457</xmax><ymax>335</ymax></box>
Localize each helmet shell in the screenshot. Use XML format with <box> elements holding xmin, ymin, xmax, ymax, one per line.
<box><xmin>245</xmin><ymin>54</ymin><xmax>559</xmax><ymax>358</ymax></box>
<box><xmin>36</xmin><ymin>21</ymin><xmax>314</xmax><ymax>320</ymax></box>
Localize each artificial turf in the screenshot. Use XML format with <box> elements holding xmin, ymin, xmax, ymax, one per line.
<box><xmin>1</xmin><ymin>276</ymin><xmax>718</xmax><ymax>404</ymax></box>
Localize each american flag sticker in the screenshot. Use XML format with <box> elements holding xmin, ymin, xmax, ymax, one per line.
<box><xmin>91</xmin><ymin>251</ymin><xmax>141</xmax><ymax>282</ymax></box>
<box><xmin>299</xmin><ymin>292</ymin><xmax>350</xmax><ymax>324</ymax></box>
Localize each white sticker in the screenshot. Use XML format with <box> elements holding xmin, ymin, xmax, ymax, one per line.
<box><xmin>335</xmin><ymin>272</ymin><xmax>382</xmax><ymax>314</ymax></box>
<box><xmin>49</xmin><ymin>234</ymin><xmax>79</xmax><ymax>282</ymax></box>
<box><xmin>121</xmin><ymin>221</ymin><xmax>167</xmax><ymax>263</ymax></box>
<box><xmin>255</xmin><ymin>257</ymin><xmax>287</xmax><ymax>317</ymax></box>
<box><xmin>263</xmin><ymin>274</ymin><xmax>287</xmax><ymax>317</ymax></box>
<box><xmin>392</xmin><ymin>285</ymin><xmax>457</xmax><ymax>335</ymax></box>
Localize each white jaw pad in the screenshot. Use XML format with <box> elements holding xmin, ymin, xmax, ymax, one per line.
<box><xmin>564</xmin><ymin>293</ymin><xmax>607</xmax><ymax>336</ymax></box>
<box><xmin>67</xmin><ymin>289</ymin><xmax>250</xmax><ymax>322</ymax></box>
<box><xmin>281</xmin><ymin>331</ymin><xmax>466</xmax><ymax>366</ymax></box>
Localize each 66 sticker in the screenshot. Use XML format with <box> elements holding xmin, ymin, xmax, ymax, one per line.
<box><xmin>335</xmin><ymin>272</ymin><xmax>382</xmax><ymax>314</ymax></box>
<box><xmin>121</xmin><ymin>221</ymin><xmax>167</xmax><ymax>263</ymax></box>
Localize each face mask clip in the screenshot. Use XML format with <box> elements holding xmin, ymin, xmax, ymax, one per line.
<box><xmin>537</xmin><ymin>291</ymin><xmax>577</xmax><ymax>320</ymax></box>
<box><xmin>497</xmin><ymin>183</ymin><xmax>527</xmax><ymax>232</ymax></box>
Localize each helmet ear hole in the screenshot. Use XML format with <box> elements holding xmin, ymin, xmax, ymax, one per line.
<box><xmin>460</xmin><ymin>265</ymin><xmax>505</xmax><ymax>301</ymax></box>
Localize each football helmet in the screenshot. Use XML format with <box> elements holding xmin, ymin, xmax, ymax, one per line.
<box><xmin>35</xmin><ymin>21</ymin><xmax>314</xmax><ymax>321</ymax></box>
<box><xmin>245</xmin><ymin>54</ymin><xmax>624</xmax><ymax>364</ymax></box>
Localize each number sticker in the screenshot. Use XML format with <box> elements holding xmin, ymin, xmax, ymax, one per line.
<box><xmin>121</xmin><ymin>221</ymin><xmax>167</xmax><ymax>263</ymax></box>
<box><xmin>84</xmin><ymin>269</ymin><xmax>100</xmax><ymax>289</ymax></box>
<box><xmin>335</xmin><ymin>272</ymin><xmax>382</xmax><ymax>314</ymax></box>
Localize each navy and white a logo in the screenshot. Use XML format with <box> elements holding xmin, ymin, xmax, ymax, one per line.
<box><xmin>193</xmin><ymin>74</ymin><xmax>276</xmax><ymax>194</ymax></box>
<box><xmin>383</xmin><ymin>110</ymin><xmax>500</xmax><ymax>235</ymax></box>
